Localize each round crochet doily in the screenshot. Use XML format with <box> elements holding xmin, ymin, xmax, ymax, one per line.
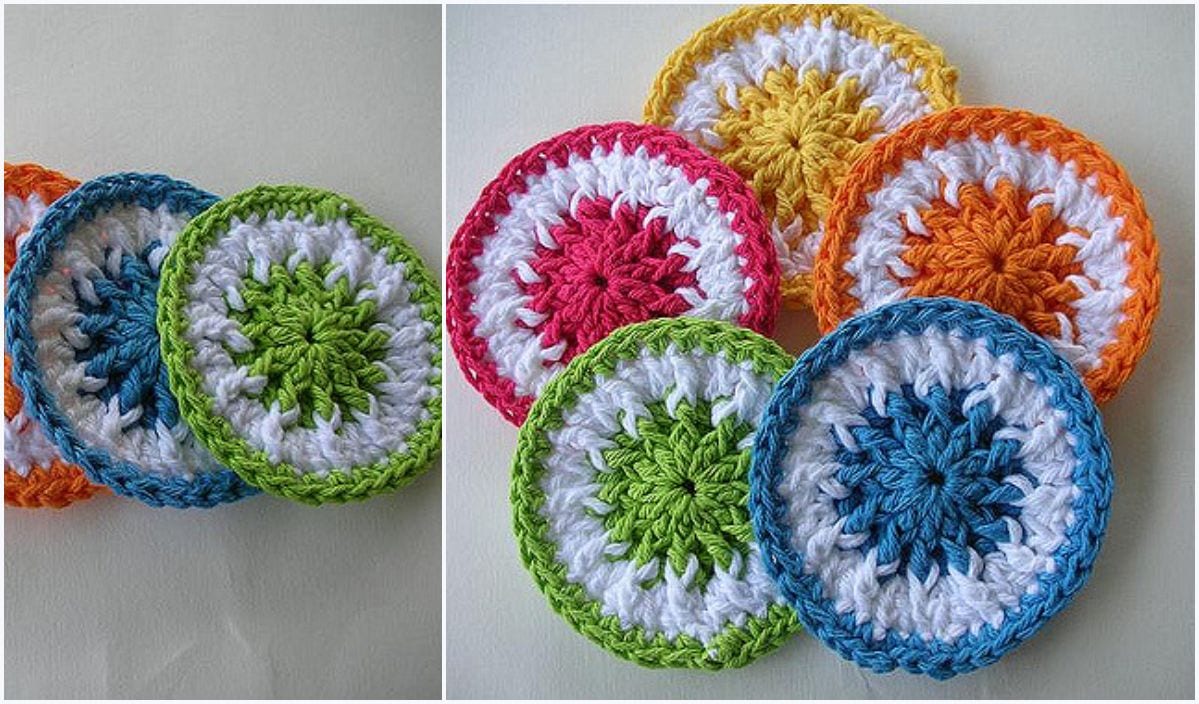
<box><xmin>447</xmin><ymin>122</ymin><xmax>779</xmax><ymax>426</ymax></box>
<box><xmin>5</xmin><ymin>172</ymin><xmax>256</xmax><ymax>508</ymax></box>
<box><xmin>644</xmin><ymin>4</ymin><xmax>959</xmax><ymax>309</ymax></box>
<box><xmin>4</xmin><ymin>162</ymin><xmax>107</xmax><ymax>508</ymax></box>
<box><xmin>512</xmin><ymin>317</ymin><xmax>799</xmax><ymax>669</ymax></box>
<box><xmin>812</xmin><ymin>106</ymin><xmax>1160</xmax><ymax>403</ymax></box>
<box><xmin>750</xmin><ymin>297</ymin><xmax>1112</xmax><ymax>679</ymax></box>
<box><xmin>158</xmin><ymin>185</ymin><xmax>441</xmax><ymax>505</ymax></box>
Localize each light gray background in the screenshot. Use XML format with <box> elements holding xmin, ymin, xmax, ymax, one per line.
<box><xmin>5</xmin><ymin>5</ymin><xmax>441</xmax><ymax>699</ymax></box>
<box><xmin>445</xmin><ymin>5</ymin><xmax>1194</xmax><ymax>699</ymax></box>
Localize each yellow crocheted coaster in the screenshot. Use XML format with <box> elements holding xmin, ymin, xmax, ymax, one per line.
<box><xmin>645</xmin><ymin>4</ymin><xmax>959</xmax><ymax>309</ymax></box>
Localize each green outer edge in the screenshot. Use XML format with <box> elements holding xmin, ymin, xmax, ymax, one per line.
<box><xmin>158</xmin><ymin>184</ymin><xmax>442</xmax><ymax>505</ymax></box>
<box><xmin>512</xmin><ymin>317</ymin><xmax>801</xmax><ymax>669</ymax></box>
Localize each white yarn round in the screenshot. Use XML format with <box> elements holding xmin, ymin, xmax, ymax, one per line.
<box><xmin>842</xmin><ymin>133</ymin><xmax>1133</xmax><ymax>374</ymax></box>
<box><xmin>777</xmin><ymin>326</ymin><xmax>1080</xmax><ymax>645</ymax></box>
<box><xmin>178</xmin><ymin>208</ymin><xmax>439</xmax><ymax>477</ymax></box>
<box><xmin>27</xmin><ymin>203</ymin><xmax>223</xmax><ymax>478</ymax></box>
<box><xmin>539</xmin><ymin>345</ymin><xmax>784</xmax><ymax>645</ymax></box>
<box><xmin>6</xmin><ymin>192</ymin><xmax>50</xmax><ymax>246</ymax></box>
<box><xmin>664</xmin><ymin>16</ymin><xmax>935</xmax><ymax>279</ymax></box>
<box><xmin>5</xmin><ymin>192</ymin><xmax>58</xmax><ymax>476</ymax></box>
<box><xmin>469</xmin><ymin>140</ymin><xmax>756</xmax><ymax>400</ymax></box>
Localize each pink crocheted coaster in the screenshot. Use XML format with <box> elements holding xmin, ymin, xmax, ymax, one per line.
<box><xmin>447</xmin><ymin>122</ymin><xmax>779</xmax><ymax>425</ymax></box>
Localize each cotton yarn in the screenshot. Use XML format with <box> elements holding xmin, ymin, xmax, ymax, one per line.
<box><xmin>750</xmin><ymin>297</ymin><xmax>1112</xmax><ymax>678</ymax></box>
<box><xmin>813</xmin><ymin>106</ymin><xmax>1160</xmax><ymax>403</ymax></box>
<box><xmin>447</xmin><ymin>122</ymin><xmax>779</xmax><ymax>425</ymax></box>
<box><xmin>645</xmin><ymin>4</ymin><xmax>959</xmax><ymax>309</ymax></box>
<box><xmin>4</xmin><ymin>162</ymin><xmax>107</xmax><ymax>508</ymax></box>
<box><xmin>5</xmin><ymin>172</ymin><xmax>258</xmax><ymax>508</ymax></box>
<box><xmin>512</xmin><ymin>317</ymin><xmax>799</xmax><ymax>669</ymax></box>
<box><xmin>158</xmin><ymin>185</ymin><xmax>441</xmax><ymax>505</ymax></box>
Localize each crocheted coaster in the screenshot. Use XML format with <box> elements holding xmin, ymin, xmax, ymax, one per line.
<box><xmin>4</xmin><ymin>162</ymin><xmax>107</xmax><ymax>508</ymax></box>
<box><xmin>5</xmin><ymin>172</ymin><xmax>258</xmax><ymax>508</ymax></box>
<box><xmin>750</xmin><ymin>297</ymin><xmax>1112</xmax><ymax>679</ymax></box>
<box><xmin>813</xmin><ymin>107</ymin><xmax>1160</xmax><ymax>403</ymax></box>
<box><xmin>448</xmin><ymin>122</ymin><xmax>779</xmax><ymax>425</ymax></box>
<box><xmin>512</xmin><ymin>317</ymin><xmax>799</xmax><ymax>669</ymax></box>
<box><xmin>158</xmin><ymin>185</ymin><xmax>441</xmax><ymax>505</ymax></box>
<box><xmin>644</xmin><ymin>4</ymin><xmax>959</xmax><ymax>309</ymax></box>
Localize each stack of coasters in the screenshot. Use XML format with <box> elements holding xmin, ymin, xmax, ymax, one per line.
<box><xmin>448</xmin><ymin>4</ymin><xmax>1162</xmax><ymax>679</ymax></box>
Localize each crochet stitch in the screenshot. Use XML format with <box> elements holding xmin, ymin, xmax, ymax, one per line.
<box><xmin>448</xmin><ymin>122</ymin><xmax>779</xmax><ymax>425</ymax></box>
<box><xmin>512</xmin><ymin>317</ymin><xmax>799</xmax><ymax>669</ymax></box>
<box><xmin>812</xmin><ymin>106</ymin><xmax>1160</xmax><ymax>403</ymax></box>
<box><xmin>749</xmin><ymin>297</ymin><xmax>1113</xmax><ymax>678</ymax></box>
<box><xmin>4</xmin><ymin>162</ymin><xmax>107</xmax><ymax>507</ymax></box>
<box><xmin>644</xmin><ymin>4</ymin><xmax>959</xmax><ymax>309</ymax></box>
<box><xmin>5</xmin><ymin>172</ymin><xmax>258</xmax><ymax>508</ymax></box>
<box><xmin>158</xmin><ymin>185</ymin><xmax>441</xmax><ymax>505</ymax></box>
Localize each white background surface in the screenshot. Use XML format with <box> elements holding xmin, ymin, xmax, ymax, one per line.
<box><xmin>5</xmin><ymin>6</ymin><xmax>442</xmax><ymax>699</ymax></box>
<box><xmin>445</xmin><ymin>5</ymin><xmax>1194</xmax><ymax>699</ymax></box>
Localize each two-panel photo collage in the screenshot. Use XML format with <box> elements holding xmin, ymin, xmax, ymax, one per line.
<box><xmin>2</xmin><ymin>3</ymin><xmax>1194</xmax><ymax>701</ymax></box>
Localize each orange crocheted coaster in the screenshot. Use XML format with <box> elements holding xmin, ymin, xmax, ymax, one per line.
<box><xmin>4</xmin><ymin>162</ymin><xmax>107</xmax><ymax>507</ymax></box>
<box><xmin>813</xmin><ymin>107</ymin><xmax>1160</xmax><ymax>403</ymax></box>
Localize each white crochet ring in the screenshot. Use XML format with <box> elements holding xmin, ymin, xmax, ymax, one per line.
<box><xmin>158</xmin><ymin>185</ymin><xmax>441</xmax><ymax>504</ymax></box>
<box><xmin>5</xmin><ymin>183</ymin><xmax>61</xmax><ymax>476</ymax></box>
<box><xmin>512</xmin><ymin>318</ymin><xmax>798</xmax><ymax>669</ymax></box>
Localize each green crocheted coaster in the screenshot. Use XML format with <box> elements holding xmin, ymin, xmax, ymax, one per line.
<box><xmin>512</xmin><ymin>317</ymin><xmax>799</xmax><ymax>669</ymax></box>
<box><xmin>158</xmin><ymin>185</ymin><xmax>441</xmax><ymax>505</ymax></box>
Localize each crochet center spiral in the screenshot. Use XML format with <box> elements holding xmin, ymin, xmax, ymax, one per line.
<box><xmin>831</xmin><ymin>383</ymin><xmax>1025</xmax><ymax>584</ymax></box>
<box><xmin>77</xmin><ymin>241</ymin><xmax>178</xmax><ymax>430</ymax></box>
<box><xmin>521</xmin><ymin>196</ymin><xmax>697</xmax><ymax>356</ymax></box>
<box><xmin>598</xmin><ymin>398</ymin><xmax>754</xmax><ymax>590</ymax></box>
<box><xmin>228</xmin><ymin>260</ymin><xmax>390</xmax><ymax>429</ymax></box>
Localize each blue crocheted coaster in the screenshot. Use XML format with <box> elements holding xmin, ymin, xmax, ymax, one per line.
<box><xmin>749</xmin><ymin>297</ymin><xmax>1112</xmax><ymax>679</ymax></box>
<box><xmin>4</xmin><ymin>172</ymin><xmax>259</xmax><ymax>508</ymax></box>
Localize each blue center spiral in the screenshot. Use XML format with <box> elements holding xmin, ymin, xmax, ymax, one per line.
<box><xmin>832</xmin><ymin>383</ymin><xmax>1034</xmax><ymax>581</ymax></box>
<box><xmin>72</xmin><ymin>242</ymin><xmax>178</xmax><ymax>432</ymax></box>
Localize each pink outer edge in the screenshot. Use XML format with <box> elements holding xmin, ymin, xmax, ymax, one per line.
<box><xmin>446</xmin><ymin>122</ymin><xmax>779</xmax><ymax>425</ymax></box>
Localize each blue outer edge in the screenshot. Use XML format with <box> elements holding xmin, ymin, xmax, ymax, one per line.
<box><xmin>748</xmin><ymin>297</ymin><xmax>1113</xmax><ymax>679</ymax></box>
<box><xmin>5</xmin><ymin>172</ymin><xmax>261</xmax><ymax>508</ymax></box>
